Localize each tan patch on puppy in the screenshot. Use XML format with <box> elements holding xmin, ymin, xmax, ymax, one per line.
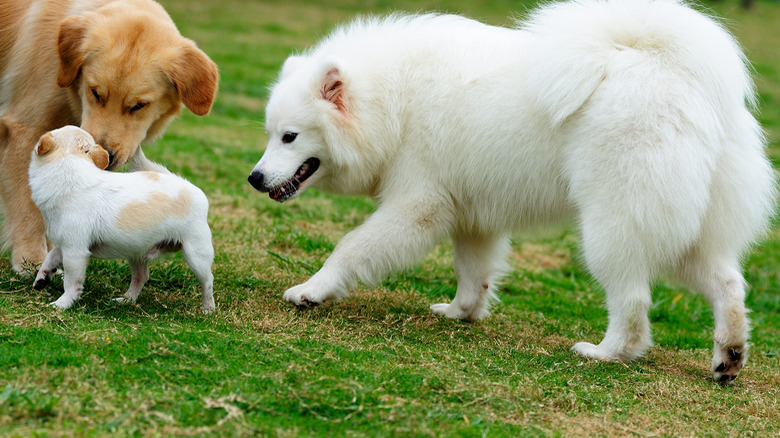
<box><xmin>117</xmin><ymin>189</ymin><xmax>192</xmax><ymax>231</ymax></box>
<box><xmin>139</xmin><ymin>171</ymin><xmax>161</xmax><ymax>181</ymax></box>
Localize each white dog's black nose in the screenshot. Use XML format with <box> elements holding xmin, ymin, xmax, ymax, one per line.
<box><xmin>248</xmin><ymin>171</ymin><xmax>267</xmax><ymax>192</ymax></box>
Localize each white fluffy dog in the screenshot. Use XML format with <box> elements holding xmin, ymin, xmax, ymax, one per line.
<box><xmin>248</xmin><ymin>0</ymin><xmax>776</xmax><ymax>382</ymax></box>
<box><xmin>29</xmin><ymin>126</ymin><xmax>215</xmax><ymax>312</ymax></box>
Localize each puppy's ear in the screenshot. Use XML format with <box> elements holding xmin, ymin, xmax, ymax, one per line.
<box><xmin>37</xmin><ymin>133</ymin><xmax>55</xmax><ymax>156</ymax></box>
<box><xmin>57</xmin><ymin>16</ymin><xmax>88</xmax><ymax>88</ymax></box>
<box><xmin>318</xmin><ymin>57</ymin><xmax>348</xmax><ymax>116</ymax></box>
<box><xmin>167</xmin><ymin>42</ymin><xmax>219</xmax><ymax>116</ymax></box>
<box><xmin>89</xmin><ymin>145</ymin><xmax>110</xmax><ymax>170</ymax></box>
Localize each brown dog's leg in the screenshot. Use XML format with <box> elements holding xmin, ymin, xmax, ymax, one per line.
<box><xmin>0</xmin><ymin>121</ymin><xmax>48</xmax><ymax>273</ymax></box>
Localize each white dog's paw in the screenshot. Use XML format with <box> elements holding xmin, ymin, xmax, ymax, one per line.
<box><xmin>49</xmin><ymin>295</ymin><xmax>76</xmax><ymax>310</ymax></box>
<box><xmin>283</xmin><ymin>283</ymin><xmax>324</xmax><ymax>308</ymax></box>
<box><xmin>571</xmin><ymin>342</ymin><xmax>620</xmax><ymax>362</ymax></box>
<box><xmin>712</xmin><ymin>344</ymin><xmax>746</xmax><ymax>384</ymax></box>
<box><xmin>430</xmin><ymin>302</ymin><xmax>487</xmax><ymax>322</ymax></box>
<box><xmin>113</xmin><ymin>296</ymin><xmax>135</xmax><ymax>305</ymax></box>
<box><xmin>201</xmin><ymin>297</ymin><xmax>216</xmax><ymax>314</ymax></box>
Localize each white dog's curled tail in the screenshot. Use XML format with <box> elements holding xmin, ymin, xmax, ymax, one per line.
<box><xmin>520</xmin><ymin>0</ymin><xmax>755</xmax><ymax>127</ymax></box>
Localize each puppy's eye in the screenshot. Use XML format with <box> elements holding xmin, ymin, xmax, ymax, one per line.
<box><xmin>282</xmin><ymin>132</ymin><xmax>298</xmax><ymax>144</ymax></box>
<box><xmin>91</xmin><ymin>88</ymin><xmax>101</xmax><ymax>103</ymax></box>
<box><xmin>130</xmin><ymin>102</ymin><xmax>148</xmax><ymax>113</ymax></box>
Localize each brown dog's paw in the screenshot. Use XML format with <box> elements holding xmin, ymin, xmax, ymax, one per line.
<box><xmin>713</xmin><ymin>346</ymin><xmax>745</xmax><ymax>384</ymax></box>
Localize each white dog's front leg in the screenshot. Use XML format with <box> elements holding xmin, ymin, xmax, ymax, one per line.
<box><xmin>283</xmin><ymin>197</ymin><xmax>453</xmax><ymax>308</ymax></box>
<box><xmin>49</xmin><ymin>250</ymin><xmax>90</xmax><ymax>310</ymax></box>
<box><xmin>431</xmin><ymin>233</ymin><xmax>510</xmax><ymax>321</ymax></box>
<box><xmin>33</xmin><ymin>247</ymin><xmax>63</xmax><ymax>290</ymax></box>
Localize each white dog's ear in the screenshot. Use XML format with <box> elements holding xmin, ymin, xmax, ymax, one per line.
<box><xmin>57</xmin><ymin>16</ymin><xmax>88</xmax><ymax>88</ymax></box>
<box><xmin>36</xmin><ymin>133</ymin><xmax>55</xmax><ymax>156</ymax></box>
<box><xmin>280</xmin><ymin>55</ymin><xmax>307</xmax><ymax>79</ymax></box>
<box><xmin>317</xmin><ymin>57</ymin><xmax>349</xmax><ymax>116</ymax></box>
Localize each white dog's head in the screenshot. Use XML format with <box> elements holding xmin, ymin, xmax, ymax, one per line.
<box><xmin>248</xmin><ymin>54</ymin><xmax>364</xmax><ymax>202</ymax></box>
<box><xmin>32</xmin><ymin>126</ymin><xmax>110</xmax><ymax>171</ymax></box>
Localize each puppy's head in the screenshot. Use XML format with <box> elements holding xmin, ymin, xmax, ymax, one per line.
<box><xmin>56</xmin><ymin>1</ymin><xmax>219</xmax><ymax>170</ymax></box>
<box><xmin>33</xmin><ymin>126</ymin><xmax>110</xmax><ymax>170</ymax></box>
<box><xmin>249</xmin><ymin>55</ymin><xmax>361</xmax><ymax>202</ymax></box>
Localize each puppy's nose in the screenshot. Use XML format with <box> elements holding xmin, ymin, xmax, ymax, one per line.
<box><xmin>248</xmin><ymin>171</ymin><xmax>267</xmax><ymax>192</ymax></box>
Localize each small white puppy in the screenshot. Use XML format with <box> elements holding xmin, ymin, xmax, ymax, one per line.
<box><xmin>28</xmin><ymin>126</ymin><xmax>215</xmax><ymax>312</ymax></box>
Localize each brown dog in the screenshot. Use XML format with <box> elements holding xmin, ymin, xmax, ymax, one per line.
<box><xmin>0</xmin><ymin>0</ymin><xmax>218</xmax><ymax>272</ymax></box>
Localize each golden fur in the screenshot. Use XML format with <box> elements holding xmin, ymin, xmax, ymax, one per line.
<box><xmin>0</xmin><ymin>0</ymin><xmax>218</xmax><ymax>272</ymax></box>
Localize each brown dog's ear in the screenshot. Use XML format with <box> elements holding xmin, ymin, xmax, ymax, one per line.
<box><xmin>167</xmin><ymin>43</ymin><xmax>219</xmax><ymax>116</ymax></box>
<box><xmin>57</xmin><ymin>16</ymin><xmax>88</xmax><ymax>88</ymax></box>
<box><xmin>89</xmin><ymin>145</ymin><xmax>110</xmax><ymax>170</ymax></box>
<box><xmin>37</xmin><ymin>133</ymin><xmax>55</xmax><ymax>156</ymax></box>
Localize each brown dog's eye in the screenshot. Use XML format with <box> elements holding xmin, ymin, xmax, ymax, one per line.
<box><xmin>91</xmin><ymin>88</ymin><xmax>101</xmax><ymax>103</ymax></box>
<box><xmin>130</xmin><ymin>102</ymin><xmax>148</xmax><ymax>113</ymax></box>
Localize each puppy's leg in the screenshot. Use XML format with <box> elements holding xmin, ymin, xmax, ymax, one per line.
<box><xmin>115</xmin><ymin>258</ymin><xmax>149</xmax><ymax>304</ymax></box>
<box><xmin>283</xmin><ymin>196</ymin><xmax>453</xmax><ymax>307</ymax></box>
<box><xmin>33</xmin><ymin>247</ymin><xmax>63</xmax><ymax>289</ymax></box>
<box><xmin>0</xmin><ymin>123</ymin><xmax>48</xmax><ymax>273</ymax></box>
<box><xmin>431</xmin><ymin>233</ymin><xmax>510</xmax><ymax>321</ymax></box>
<box><xmin>181</xmin><ymin>232</ymin><xmax>215</xmax><ymax>314</ymax></box>
<box><xmin>49</xmin><ymin>250</ymin><xmax>90</xmax><ymax>310</ymax></box>
<box><xmin>674</xmin><ymin>253</ymin><xmax>749</xmax><ymax>383</ymax></box>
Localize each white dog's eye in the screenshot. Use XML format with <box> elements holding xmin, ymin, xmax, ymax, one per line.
<box><xmin>282</xmin><ymin>132</ymin><xmax>298</xmax><ymax>144</ymax></box>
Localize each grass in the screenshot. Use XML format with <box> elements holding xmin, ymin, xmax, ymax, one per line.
<box><xmin>1</xmin><ymin>0</ymin><xmax>779</xmax><ymax>436</ymax></box>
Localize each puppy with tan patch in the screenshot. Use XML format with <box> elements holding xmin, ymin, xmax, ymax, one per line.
<box><xmin>29</xmin><ymin>126</ymin><xmax>215</xmax><ymax>312</ymax></box>
<box><xmin>0</xmin><ymin>0</ymin><xmax>218</xmax><ymax>272</ymax></box>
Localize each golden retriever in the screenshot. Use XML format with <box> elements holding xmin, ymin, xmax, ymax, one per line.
<box><xmin>0</xmin><ymin>0</ymin><xmax>218</xmax><ymax>272</ymax></box>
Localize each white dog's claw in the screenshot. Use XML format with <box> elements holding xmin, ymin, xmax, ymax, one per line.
<box><xmin>113</xmin><ymin>297</ymin><xmax>133</xmax><ymax>305</ymax></box>
<box><xmin>571</xmin><ymin>342</ymin><xmax>619</xmax><ymax>362</ymax></box>
<box><xmin>49</xmin><ymin>297</ymin><xmax>75</xmax><ymax>310</ymax></box>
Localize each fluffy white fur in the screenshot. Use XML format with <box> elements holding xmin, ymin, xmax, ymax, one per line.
<box><xmin>249</xmin><ymin>0</ymin><xmax>776</xmax><ymax>382</ymax></box>
<box><xmin>29</xmin><ymin>126</ymin><xmax>215</xmax><ymax>312</ymax></box>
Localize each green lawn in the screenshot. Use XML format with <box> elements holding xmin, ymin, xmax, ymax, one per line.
<box><xmin>1</xmin><ymin>0</ymin><xmax>779</xmax><ymax>436</ymax></box>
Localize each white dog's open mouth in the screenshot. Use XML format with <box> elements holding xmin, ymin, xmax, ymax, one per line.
<box><xmin>268</xmin><ymin>158</ymin><xmax>320</xmax><ymax>202</ymax></box>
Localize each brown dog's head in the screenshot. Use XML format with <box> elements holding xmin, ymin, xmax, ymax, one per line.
<box><xmin>56</xmin><ymin>0</ymin><xmax>218</xmax><ymax>170</ymax></box>
<box><xmin>34</xmin><ymin>126</ymin><xmax>110</xmax><ymax>170</ymax></box>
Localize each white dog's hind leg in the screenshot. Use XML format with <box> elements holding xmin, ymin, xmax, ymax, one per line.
<box><xmin>115</xmin><ymin>258</ymin><xmax>149</xmax><ymax>304</ymax></box>
<box><xmin>49</xmin><ymin>250</ymin><xmax>89</xmax><ymax>310</ymax></box>
<box><xmin>431</xmin><ymin>233</ymin><xmax>510</xmax><ymax>321</ymax></box>
<box><xmin>181</xmin><ymin>234</ymin><xmax>215</xmax><ymax>314</ymax></box>
<box><xmin>572</xmin><ymin>279</ymin><xmax>653</xmax><ymax>362</ymax></box>
<box><xmin>33</xmin><ymin>247</ymin><xmax>63</xmax><ymax>290</ymax></box>
<box><xmin>284</xmin><ymin>197</ymin><xmax>453</xmax><ymax>307</ymax></box>
<box><xmin>674</xmin><ymin>253</ymin><xmax>749</xmax><ymax>383</ymax></box>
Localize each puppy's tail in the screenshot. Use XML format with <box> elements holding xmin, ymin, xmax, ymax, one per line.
<box><xmin>519</xmin><ymin>0</ymin><xmax>755</xmax><ymax>127</ymax></box>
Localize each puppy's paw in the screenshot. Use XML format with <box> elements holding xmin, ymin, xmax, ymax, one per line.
<box><xmin>113</xmin><ymin>296</ymin><xmax>134</xmax><ymax>305</ymax></box>
<box><xmin>712</xmin><ymin>345</ymin><xmax>746</xmax><ymax>384</ymax></box>
<box><xmin>33</xmin><ymin>275</ymin><xmax>51</xmax><ymax>290</ymax></box>
<box><xmin>571</xmin><ymin>342</ymin><xmax>620</xmax><ymax>362</ymax></box>
<box><xmin>49</xmin><ymin>295</ymin><xmax>76</xmax><ymax>310</ymax></box>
